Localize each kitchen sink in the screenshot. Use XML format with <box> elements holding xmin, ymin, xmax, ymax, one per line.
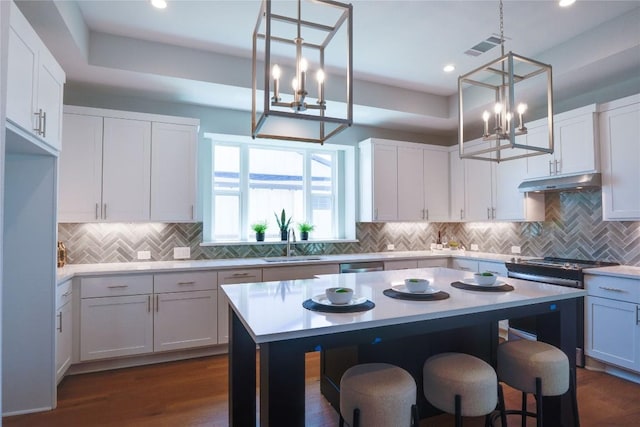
<box><xmin>263</xmin><ymin>256</ymin><xmax>324</xmax><ymax>263</ymax></box>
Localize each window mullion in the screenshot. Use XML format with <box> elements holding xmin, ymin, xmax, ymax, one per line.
<box><xmin>240</xmin><ymin>144</ymin><xmax>250</xmax><ymax>241</ymax></box>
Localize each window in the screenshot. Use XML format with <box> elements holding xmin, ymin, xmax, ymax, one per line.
<box><xmin>206</xmin><ymin>136</ymin><xmax>354</xmax><ymax>243</ymax></box>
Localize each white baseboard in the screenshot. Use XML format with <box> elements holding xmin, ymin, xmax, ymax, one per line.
<box><xmin>584</xmin><ymin>356</ymin><xmax>640</xmax><ymax>385</ymax></box>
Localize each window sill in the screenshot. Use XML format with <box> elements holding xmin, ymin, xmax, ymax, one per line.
<box><xmin>200</xmin><ymin>239</ymin><xmax>359</xmax><ymax>247</ymax></box>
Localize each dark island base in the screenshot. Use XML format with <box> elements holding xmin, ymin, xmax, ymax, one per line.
<box><xmin>320</xmin><ymin>322</ymin><xmax>498</xmax><ymax>420</ymax></box>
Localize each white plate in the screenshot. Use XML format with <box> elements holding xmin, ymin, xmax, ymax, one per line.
<box><xmin>461</xmin><ymin>278</ymin><xmax>505</xmax><ymax>288</ymax></box>
<box><xmin>312</xmin><ymin>294</ymin><xmax>368</xmax><ymax>306</ymax></box>
<box><xmin>391</xmin><ymin>284</ymin><xmax>440</xmax><ymax>295</ymax></box>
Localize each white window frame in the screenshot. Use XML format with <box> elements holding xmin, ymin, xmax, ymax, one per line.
<box><xmin>202</xmin><ymin>133</ymin><xmax>356</xmax><ymax>244</ymax></box>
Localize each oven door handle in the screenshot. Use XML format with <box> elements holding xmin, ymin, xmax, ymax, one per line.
<box><xmin>507</xmin><ymin>271</ymin><xmax>581</xmax><ymax>287</ymax></box>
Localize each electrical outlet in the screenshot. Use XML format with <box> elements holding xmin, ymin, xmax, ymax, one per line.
<box><xmin>173</xmin><ymin>247</ymin><xmax>191</xmax><ymax>259</ymax></box>
<box><xmin>137</xmin><ymin>251</ymin><xmax>151</xmax><ymax>260</ymax></box>
<box><xmin>386</xmin><ymin>244</ymin><xmax>395</xmax><ymax>251</ymax></box>
<box><xmin>470</xmin><ymin>244</ymin><xmax>479</xmax><ymax>251</ymax></box>
<box><xmin>511</xmin><ymin>246</ymin><xmax>521</xmax><ymax>254</ymax></box>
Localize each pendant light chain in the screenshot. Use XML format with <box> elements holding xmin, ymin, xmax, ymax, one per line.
<box><xmin>499</xmin><ymin>0</ymin><xmax>505</xmax><ymax>57</ymax></box>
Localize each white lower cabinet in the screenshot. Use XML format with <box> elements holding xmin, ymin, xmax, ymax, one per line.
<box><xmin>154</xmin><ymin>290</ymin><xmax>217</xmax><ymax>352</ymax></box>
<box><xmin>217</xmin><ymin>269</ymin><xmax>263</xmax><ymax>345</ymax></box>
<box><xmin>55</xmin><ymin>280</ymin><xmax>73</xmax><ymax>383</ymax></box>
<box><xmin>262</xmin><ymin>264</ymin><xmax>339</xmax><ymax>281</ymax></box>
<box><xmin>449</xmin><ymin>259</ymin><xmax>507</xmax><ymax>276</ymax></box>
<box><xmin>450</xmin><ymin>258</ymin><xmax>478</xmax><ymax>272</ymax></box>
<box><xmin>79</xmin><ymin>271</ymin><xmax>218</xmax><ymax>361</ymax></box>
<box><xmin>417</xmin><ymin>258</ymin><xmax>449</xmax><ymax>268</ymax></box>
<box><xmin>585</xmin><ymin>275</ymin><xmax>640</xmax><ymax>373</ymax></box>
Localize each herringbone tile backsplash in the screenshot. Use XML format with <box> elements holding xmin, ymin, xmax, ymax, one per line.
<box><xmin>59</xmin><ymin>190</ymin><xmax>640</xmax><ymax>266</ymax></box>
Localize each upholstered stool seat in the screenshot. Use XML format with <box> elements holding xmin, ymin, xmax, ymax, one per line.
<box><xmin>339</xmin><ymin>363</ymin><xmax>417</xmax><ymax>427</ymax></box>
<box><xmin>497</xmin><ymin>339</ymin><xmax>576</xmax><ymax>427</ymax></box>
<box><xmin>423</xmin><ymin>352</ymin><xmax>498</xmax><ymax>427</ymax></box>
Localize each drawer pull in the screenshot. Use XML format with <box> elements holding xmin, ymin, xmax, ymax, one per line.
<box><xmin>156</xmin><ymin>295</ymin><xmax>159</xmax><ymax>312</ymax></box>
<box><xmin>148</xmin><ymin>295</ymin><xmax>151</xmax><ymax>313</ymax></box>
<box><xmin>231</xmin><ymin>273</ymin><xmax>250</xmax><ymax>277</ymax></box>
<box><xmin>107</xmin><ymin>285</ymin><xmax>129</xmax><ymax>289</ymax></box>
<box><xmin>598</xmin><ymin>286</ymin><xmax>626</xmax><ymax>293</ymax></box>
<box><xmin>178</xmin><ymin>281</ymin><xmax>196</xmax><ymax>285</ymax></box>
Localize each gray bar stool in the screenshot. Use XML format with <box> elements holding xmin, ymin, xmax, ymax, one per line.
<box><xmin>339</xmin><ymin>363</ymin><xmax>418</xmax><ymax>427</ymax></box>
<box><xmin>496</xmin><ymin>339</ymin><xmax>579</xmax><ymax>427</ymax></box>
<box><xmin>422</xmin><ymin>352</ymin><xmax>498</xmax><ymax>427</ymax></box>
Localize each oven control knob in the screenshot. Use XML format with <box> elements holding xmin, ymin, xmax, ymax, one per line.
<box><xmin>573</xmin><ymin>263</ymin><xmax>579</xmax><ymax>269</ymax></box>
<box><xmin>510</xmin><ymin>257</ymin><xmax>516</xmax><ymax>263</ymax></box>
<box><xmin>563</xmin><ymin>263</ymin><xmax>571</xmax><ymax>269</ymax></box>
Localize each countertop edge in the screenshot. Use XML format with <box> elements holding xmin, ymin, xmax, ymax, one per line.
<box><xmin>56</xmin><ymin>251</ymin><xmax>518</xmax><ymax>284</ymax></box>
<box><xmin>584</xmin><ymin>265</ymin><xmax>640</xmax><ymax>279</ymax></box>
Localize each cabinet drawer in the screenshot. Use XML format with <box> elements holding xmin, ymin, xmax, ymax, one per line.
<box><xmin>585</xmin><ymin>275</ymin><xmax>640</xmax><ymax>303</ymax></box>
<box><xmin>219</xmin><ymin>269</ymin><xmax>262</xmax><ymax>285</ymax></box>
<box><xmin>56</xmin><ymin>279</ymin><xmax>73</xmax><ymax>309</ymax></box>
<box><xmin>81</xmin><ymin>274</ymin><xmax>153</xmax><ymax>298</ymax></box>
<box><xmin>384</xmin><ymin>260</ymin><xmax>418</xmax><ymax>270</ymax></box>
<box><xmin>417</xmin><ymin>258</ymin><xmax>448</xmax><ymax>268</ymax></box>
<box><xmin>154</xmin><ymin>271</ymin><xmax>217</xmax><ymax>293</ymax></box>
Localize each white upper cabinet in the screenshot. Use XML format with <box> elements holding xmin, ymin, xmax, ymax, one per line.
<box><xmin>6</xmin><ymin>2</ymin><xmax>65</xmax><ymax>151</ymax></box>
<box><xmin>102</xmin><ymin>117</ymin><xmax>152</xmax><ymax>221</ymax></box>
<box><xmin>360</xmin><ymin>138</ymin><xmax>450</xmax><ymax>222</ymax></box>
<box><xmin>59</xmin><ymin>113</ymin><xmax>103</xmax><ymax>222</ymax></box>
<box><xmin>397</xmin><ymin>146</ymin><xmax>425</xmax><ymax>221</ymax></box>
<box><xmin>423</xmin><ymin>148</ymin><xmax>450</xmax><ymax>221</ymax></box>
<box><xmin>150</xmin><ymin>122</ymin><xmax>197</xmax><ymax>221</ymax></box>
<box><xmin>452</xmin><ymin>139</ymin><xmax>544</xmax><ymax>222</ymax></box>
<box><xmin>526</xmin><ymin>105</ymin><xmax>598</xmax><ymax>179</ymax></box>
<box><xmin>359</xmin><ymin>140</ymin><xmax>399</xmax><ymax>221</ymax></box>
<box><xmin>59</xmin><ymin>106</ymin><xmax>199</xmax><ymax>223</ymax></box>
<box><xmin>598</xmin><ymin>94</ymin><xmax>640</xmax><ymax>221</ymax></box>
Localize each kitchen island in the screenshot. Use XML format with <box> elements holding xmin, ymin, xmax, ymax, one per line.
<box><xmin>222</xmin><ymin>267</ymin><xmax>584</xmax><ymax>427</ymax></box>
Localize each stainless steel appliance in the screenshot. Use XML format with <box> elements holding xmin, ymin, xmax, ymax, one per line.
<box><xmin>505</xmin><ymin>256</ymin><xmax>619</xmax><ymax>367</ymax></box>
<box><xmin>339</xmin><ymin>261</ymin><xmax>384</xmax><ymax>273</ymax></box>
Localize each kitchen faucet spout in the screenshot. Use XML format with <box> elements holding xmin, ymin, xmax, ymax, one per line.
<box><xmin>286</xmin><ymin>229</ymin><xmax>296</xmax><ymax>257</ymax></box>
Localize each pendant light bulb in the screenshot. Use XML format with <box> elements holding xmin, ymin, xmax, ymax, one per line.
<box><xmin>272</xmin><ymin>65</ymin><xmax>281</xmax><ymax>80</ymax></box>
<box><xmin>517</xmin><ymin>103</ymin><xmax>528</xmax><ymax>115</ymax></box>
<box><xmin>292</xmin><ymin>78</ymin><xmax>298</xmax><ymax>91</ymax></box>
<box><xmin>300</xmin><ymin>58</ymin><xmax>308</xmax><ymax>72</ymax></box>
<box><xmin>316</xmin><ymin>69</ymin><xmax>325</xmax><ymax>83</ymax></box>
<box><xmin>494</xmin><ymin>103</ymin><xmax>503</xmax><ymax>114</ymax></box>
<box><xmin>482</xmin><ymin>111</ymin><xmax>491</xmax><ymax>122</ymax></box>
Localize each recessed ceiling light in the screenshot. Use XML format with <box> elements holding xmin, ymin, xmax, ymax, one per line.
<box><xmin>443</xmin><ymin>64</ymin><xmax>455</xmax><ymax>73</ymax></box>
<box><xmin>559</xmin><ymin>0</ymin><xmax>576</xmax><ymax>7</ymax></box>
<box><xmin>151</xmin><ymin>0</ymin><xmax>167</xmax><ymax>9</ymax></box>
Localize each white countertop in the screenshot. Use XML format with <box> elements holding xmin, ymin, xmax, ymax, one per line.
<box><xmin>221</xmin><ymin>267</ymin><xmax>586</xmax><ymax>344</ymax></box>
<box><xmin>584</xmin><ymin>265</ymin><xmax>640</xmax><ymax>279</ymax></box>
<box><xmin>55</xmin><ymin>250</ymin><xmax>518</xmax><ymax>284</ymax></box>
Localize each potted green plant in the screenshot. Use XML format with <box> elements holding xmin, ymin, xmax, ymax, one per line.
<box><xmin>251</xmin><ymin>221</ymin><xmax>268</xmax><ymax>242</ymax></box>
<box><xmin>274</xmin><ymin>209</ymin><xmax>292</xmax><ymax>241</ymax></box>
<box><xmin>298</xmin><ymin>222</ymin><xmax>315</xmax><ymax>241</ymax></box>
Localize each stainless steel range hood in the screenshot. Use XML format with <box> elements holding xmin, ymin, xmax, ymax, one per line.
<box><xmin>518</xmin><ymin>173</ymin><xmax>601</xmax><ymax>193</ymax></box>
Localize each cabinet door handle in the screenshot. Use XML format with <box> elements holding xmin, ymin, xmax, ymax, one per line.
<box><xmin>178</xmin><ymin>281</ymin><xmax>195</xmax><ymax>286</ymax></box>
<box><xmin>41</xmin><ymin>111</ymin><xmax>47</xmax><ymax>138</ymax></box>
<box><xmin>374</xmin><ymin>208</ymin><xmax>378</xmax><ymax>220</ymax></box>
<box><xmin>191</xmin><ymin>205</ymin><xmax>194</xmax><ymax>220</ymax></box>
<box><xmin>549</xmin><ymin>160</ymin><xmax>553</xmax><ymax>175</ymax></box>
<box><xmin>107</xmin><ymin>285</ymin><xmax>128</xmax><ymax>289</ymax></box>
<box><xmin>232</xmin><ymin>273</ymin><xmax>250</xmax><ymax>277</ymax></box>
<box><xmin>147</xmin><ymin>295</ymin><xmax>151</xmax><ymax>312</ymax></box>
<box><xmin>103</xmin><ymin>203</ymin><xmax>107</xmax><ymax>219</ymax></box>
<box><xmin>57</xmin><ymin>312</ymin><xmax>62</xmax><ymax>332</ymax></box>
<box><xmin>95</xmin><ymin>203</ymin><xmax>100</xmax><ymax>220</ymax></box>
<box><xmin>156</xmin><ymin>295</ymin><xmax>159</xmax><ymax>312</ymax></box>
<box><xmin>33</xmin><ymin>109</ymin><xmax>43</xmax><ymax>135</ymax></box>
<box><xmin>460</xmin><ymin>209</ymin><xmax>464</xmax><ymax>220</ymax></box>
<box><xmin>492</xmin><ymin>207</ymin><xmax>496</xmax><ymax>219</ymax></box>
<box><xmin>487</xmin><ymin>208</ymin><xmax>491</xmax><ymax>219</ymax></box>
<box><xmin>598</xmin><ymin>286</ymin><xmax>626</xmax><ymax>293</ymax></box>
<box><xmin>426</xmin><ymin>209</ymin><xmax>429</xmax><ymax>221</ymax></box>
<box><xmin>555</xmin><ymin>159</ymin><xmax>560</xmax><ymax>174</ymax></box>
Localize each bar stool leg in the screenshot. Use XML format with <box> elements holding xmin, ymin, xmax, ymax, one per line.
<box><xmin>498</xmin><ymin>383</ymin><xmax>508</xmax><ymax>427</ymax></box>
<box><xmin>339</xmin><ymin>415</ymin><xmax>344</xmax><ymax>427</ymax></box>
<box><xmin>521</xmin><ymin>391</ymin><xmax>527</xmax><ymax>427</ymax></box>
<box><xmin>411</xmin><ymin>404</ymin><xmax>419</xmax><ymax>427</ymax></box>
<box><xmin>455</xmin><ymin>394</ymin><xmax>462</xmax><ymax>427</ymax></box>
<box><xmin>353</xmin><ymin>408</ymin><xmax>360</xmax><ymax>427</ymax></box>
<box><xmin>571</xmin><ymin>370</ymin><xmax>580</xmax><ymax>427</ymax></box>
<box><xmin>535</xmin><ymin>377</ymin><xmax>543</xmax><ymax>427</ymax></box>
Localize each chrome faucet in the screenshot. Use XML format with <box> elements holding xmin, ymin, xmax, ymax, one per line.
<box><xmin>286</xmin><ymin>229</ymin><xmax>296</xmax><ymax>257</ymax></box>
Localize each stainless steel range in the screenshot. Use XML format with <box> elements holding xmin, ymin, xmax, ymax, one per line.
<box><xmin>505</xmin><ymin>256</ymin><xmax>619</xmax><ymax>367</ymax></box>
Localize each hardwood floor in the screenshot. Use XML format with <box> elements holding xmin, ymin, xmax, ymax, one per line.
<box><xmin>4</xmin><ymin>353</ymin><xmax>640</xmax><ymax>426</ymax></box>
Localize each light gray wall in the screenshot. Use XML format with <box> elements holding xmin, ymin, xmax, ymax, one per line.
<box><xmin>63</xmin><ymin>83</ymin><xmax>456</xmax><ymax>147</ymax></box>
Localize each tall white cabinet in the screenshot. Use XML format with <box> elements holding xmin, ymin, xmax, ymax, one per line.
<box><xmin>59</xmin><ymin>106</ymin><xmax>199</xmax><ymax>223</ymax></box>
<box><xmin>598</xmin><ymin>95</ymin><xmax>640</xmax><ymax>221</ymax></box>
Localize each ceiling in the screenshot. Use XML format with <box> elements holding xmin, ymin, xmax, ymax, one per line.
<box><xmin>16</xmin><ymin>0</ymin><xmax>640</xmax><ymax>136</ymax></box>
